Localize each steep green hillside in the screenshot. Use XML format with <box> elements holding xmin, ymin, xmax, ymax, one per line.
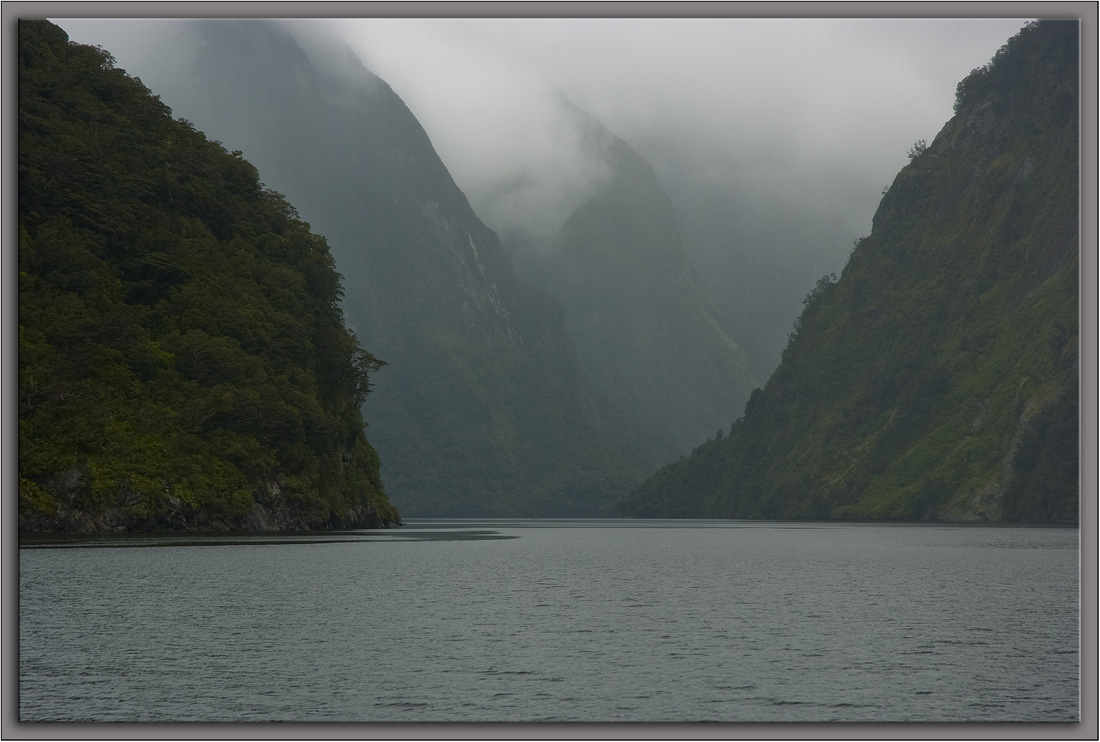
<box><xmin>18</xmin><ymin>20</ymin><xmax>400</xmax><ymax>531</ymax></box>
<box><xmin>82</xmin><ymin>20</ymin><xmax>641</xmax><ymax>516</ymax></box>
<box><xmin>507</xmin><ymin>102</ymin><xmax>760</xmax><ymax>466</ymax></box>
<box><xmin>621</xmin><ymin>21</ymin><xmax>1079</xmax><ymax>523</ymax></box>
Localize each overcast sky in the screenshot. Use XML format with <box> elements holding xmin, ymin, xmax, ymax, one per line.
<box><xmin>323</xmin><ymin>17</ymin><xmax>1030</xmax><ymax>237</ymax></box>
<box><xmin>59</xmin><ymin>15</ymin><xmax>1030</xmax><ymax>240</ymax></box>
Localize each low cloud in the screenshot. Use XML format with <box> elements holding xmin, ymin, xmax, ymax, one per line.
<box><xmin>59</xmin><ymin>16</ymin><xmax>1030</xmax><ymax>242</ymax></box>
<box><xmin>326</xmin><ymin>17</ymin><xmax>1029</xmax><ymax>237</ymax></box>
<box><xmin>321</xmin><ymin>19</ymin><xmax>614</xmax><ymax>242</ymax></box>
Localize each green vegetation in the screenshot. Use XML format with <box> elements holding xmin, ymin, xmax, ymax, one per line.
<box><xmin>108</xmin><ymin>20</ymin><xmax>644</xmax><ymax>517</ymax></box>
<box><xmin>18</xmin><ymin>20</ymin><xmax>400</xmax><ymax>531</ymax></box>
<box><xmin>620</xmin><ymin>20</ymin><xmax>1079</xmax><ymax>523</ymax></box>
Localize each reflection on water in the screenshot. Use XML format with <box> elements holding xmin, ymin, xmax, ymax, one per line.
<box><xmin>20</xmin><ymin>525</ymin><xmax>518</xmax><ymax>549</ymax></box>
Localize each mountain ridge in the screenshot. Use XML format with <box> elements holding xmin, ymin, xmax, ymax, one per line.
<box><xmin>102</xmin><ymin>19</ymin><xmax>642</xmax><ymax>516</ymax></box>
<box><xmin>619</xmin><ymin>20</ymin><xmax>1080</xmax><ymax>523</ymax></box>
<box><xmin>503</xmin><ymin>97</ymin><xmax>761</xmax><ymax>466</ymax></box>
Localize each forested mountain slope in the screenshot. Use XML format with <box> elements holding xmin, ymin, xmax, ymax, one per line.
<box><xmin>505</xmin><ymin>102</ymin><xmax>760</xmax><ymax>466</ymax></box>
<box><xmin>621</xmin><ymin>20</ymin><xmax>1079</xmax><ymax>523</ymax></box>
<box><xmin>89</xmin><ymin>20</ymin><xmax>641</xmax><ymax>516</ymax></box>
<box><xmin>18</xmin><ymin>20</ymin><xmax>400</xmax><ymax>531</ymax></box>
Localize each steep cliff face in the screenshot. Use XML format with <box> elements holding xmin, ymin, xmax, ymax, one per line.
<box><xmin>18</xmin><ymin>20</ymin><xmax>400</xmax><ymax>532</ymax></box>
<box><xmin>506</xmin><ymin>102</ymin><xmax>760</xmax><ymax>467</ymax></box>
<box><xmin>621</xmin><ymin>21</ymin><xmax>1079</xmax><ymax>522</ymax></box>
<box><xmin>91</xmin><ymin>20</ymin><xmax>639</xmax><ymax>516</ymax></box>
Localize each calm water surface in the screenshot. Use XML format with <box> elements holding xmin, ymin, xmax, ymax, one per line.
<box><xmin>19</xmin><ymin>520</ymin><xmax>1079</xmax><ymax>722</ymax></box>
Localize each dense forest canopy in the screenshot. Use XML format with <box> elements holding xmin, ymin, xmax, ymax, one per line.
<box><xmin>620</xmin><ymin>20</ymin><xmax>1080</xmax><ymax>523</ymax></box>
<box><xmin>18</xmin><ymin>20</ymin><xmax>399</xmax><ymax>531</ymax></box>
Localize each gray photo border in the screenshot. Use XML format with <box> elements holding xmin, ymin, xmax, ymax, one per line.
<box><xmin>3</xmin><ymin>2</ymin><xmax>1096</xmax><ymax>740</ymax></box>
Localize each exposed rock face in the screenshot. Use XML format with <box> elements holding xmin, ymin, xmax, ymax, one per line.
<box><xmin>19</xmin><ymin>464</ymin><xmax>393</xmax><ymax>533</ymax></box>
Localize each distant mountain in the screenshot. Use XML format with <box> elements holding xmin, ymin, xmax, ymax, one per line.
<box><xmin>18</xmin><ymin>20</ymin><xmax>399</xmax><ymax>531</ymax></box>
<box><xmin>83</xmin><ymin>19</ymin><xmax>640</xmax><ymax>516</ymax></box>
<box><xmin>504</xmin><ymin>101</ymin><xmax>760</xmax><ymax>466</ymax></box>
<box><xmin>645</xmin><ymin>149</ymin><xmax>855</xmax><ymax>379</ymax></box>
<box><xmin>621</xmin><ymin>20</ymin><xmax>1079</xmax><ymax>523</ymax></box>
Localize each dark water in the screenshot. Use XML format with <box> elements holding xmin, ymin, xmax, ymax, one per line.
<box><xmin>19</xmin><ymin>520</ymin><xmax>1079</xmax><ymax>722</ymax></box>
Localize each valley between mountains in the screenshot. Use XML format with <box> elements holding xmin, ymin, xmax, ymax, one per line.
<box><xmin>18</xmin><ymin>19</ymin><xmax>1080</xmax><ymax>530</ymax></box>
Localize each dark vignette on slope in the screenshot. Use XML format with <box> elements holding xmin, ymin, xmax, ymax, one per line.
<box><xmin>621</xmin><ymin>20</ymin><xmax>1079</xmax><ymax>523</ymax></box>
<box><xmin>18</xmin><ymin>20</ymin><xmax>400</xmax><ymax>532</ymax></box>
